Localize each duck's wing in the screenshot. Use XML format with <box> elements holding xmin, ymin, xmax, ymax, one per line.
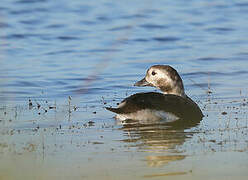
<box><xmin>106</xmin><ymin>92</ymin><xmax>159</xmax><ymax>114</ymax></box>
<box><xmin>106</xmin><ymin>92</ymin><xmax>203</xmax><ymax>119</ymax></box>
<box><xmin>105</xmin><ymin>93</ymin><xmax>145</xmax><ymax>114</ymax></box>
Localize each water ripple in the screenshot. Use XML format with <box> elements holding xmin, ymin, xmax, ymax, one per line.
<box><xmin>71</xmin><ymin>87</ymin><xmax>106</xmax><ymax>94</ymax></box>
<box><xmin>97</xmin><ymin>16</ymin><xmax>111</xmax><ymax>22</ymax></box>
<box><xmin>0</xmin><ymin>90</ymin><xmax>31</xmax><ymax>95</ymax></box>
<box><xmin>86</xmin><ymin>48</ymin><xmax>121</xmax><ymax>53</ymax></box>
<box><xmin>57</xmin><ymin>36</ymin><xmax>80</xmax><ymax>41</ymax></box>
<box><xmin>235</xmin><ymin>2</ymin><xmax>248</xmax><ymax>7</ymax></box>
<box><xmin>10</xmin><ymin>8</ymin><xmax>48</xmax><ymax>15</ymax></box>
<box><xmin>79</xmin><ymin>20</ymin><xmax>96</xmax><ymax>26</ymax></box>
<box><xmin>6</xmin><ymin>33</ymin><xmax>46</xmax><ymax>40</ymax></box>
<box><xmin>16</xmin><ymin>81</ymin><xmax>41</xmax><ymax>87</ymax></box>
<box><xmin>183</xmin><ymin>71</ymin><xmax>226</xmax><ymax>76</ymax></box>
<box><xmin>153</xmin><ymin>37</ymin><xmax>180</xmax><ymax>42</ymax></box>
<box><xmin>109</xmin><ymin>25</ymin><xmax>132</xmax><ymax>31</ymax></box>
<box><xmin>6</xmin><ymin>34</ymin><xmax>26</xmax><ymax>39</ymax></box>
<box><xmin>120</xmin><ymin>14</ymin><xmax>150</xmax><ymax>20</ymax></box>
<box><xmin>45</xmin><ymin>24</ymin><xmax>66</xmax><ymax>29</ymax></box>
<box><xmin>184</xmin><ymin>70</ymin><xmax>248</xmax><ymax>77</ymax></box>
<box><xmin>140</xmin><ymin>24</ymin><xmax>168</xmax><ymax>29</ymax></box>
<box><xmin>20</xmin><ymin>19</ymin><xmax>44</xmax><ymax>25</ymax></box>
<box><xmin>196</xmin><ymin>57</ymin><xmax>229</xmax><ymax>61</ymax></box>
<box><xmin>44</xmin><ymin>50</ymin><xmax>76</xmax><ymax>55</ymax></box>
<box><xmin>133</xmin><ymin>38</ymin><xmax>149</xmax><ymax>42</ymax></box>
<box><xmin>16</xmin><ymin>0</ymin><xmax>47</xmax><ymax>4</ymax></box>
<box><xmin>206</xmin><ymin>27</ymin><xmax>235</xmax><ymax>34</ymax></box>
<box><xmin>1</xmin><ymin>0</ymin><xmax>248</xmax><ymax>104</ymax></box>
<box><xmin>0</xmin><ymin>22</ymin><xmax>11</xmax><ymax>28</ymax></box>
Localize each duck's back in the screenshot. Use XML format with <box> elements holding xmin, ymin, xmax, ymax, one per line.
<box><xmin>106</xmin><ymin>92</ymin><xmax>203</xmax><ymax>121</ymax></box>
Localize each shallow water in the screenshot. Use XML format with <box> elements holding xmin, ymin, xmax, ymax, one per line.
<box><xmin>1</xmin><ymin>0</ymin><xmax>248</xmax><ymax>179</ymax></box>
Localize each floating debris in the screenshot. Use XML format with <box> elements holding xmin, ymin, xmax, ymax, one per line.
<box><xmin>92</xmin><ymin>141</ymin><xmax>104</xmax><ymax>145</ymax></box>
<box><xmin>101</xmin><ymin>96</ymin><xmax>107</xmax><ymax>105</ymax></box>
<box><xmin>68</xmin><ymin>96</ymin><xmax>72</xmax><ymax>113</ymax></box>
<box><xmin>207</xmin><ymin>90</ymin><xmax>213</xmax><ymax>94</ymax></box>
<box><xmin>28</xmin><ymin>99</ymin><xmax>33</xmax><ymax>107</ymax></box>
<box><xmin>221</xmin><ymin>111</ymin><xmax>227</xmax><ymax>115</ymax></box>
<box><xmin>49</xmin><ymin>106</ymin><xmax>56</xmax><ymax>109</ymax></box>
<box><xmin>88</xmin><ymin>121</ymin><xmax>95</xmax><ymax>126</ymax></box>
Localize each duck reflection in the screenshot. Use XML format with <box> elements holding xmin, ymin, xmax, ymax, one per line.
<box><xmin>120</xmin><ymin>112</ymin><xmax>202</xmax><ymax>167</ymax></box>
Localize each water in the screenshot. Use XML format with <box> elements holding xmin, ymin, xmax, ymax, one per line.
<box><xmin>1</xmin><ymin>0</ymin><xmax>248</xmax><ymax>179</ymax></box>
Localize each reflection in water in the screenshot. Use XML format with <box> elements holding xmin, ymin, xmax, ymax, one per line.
<box><xmin>146</xmin><ymin>155</ymin><xmax>185</xmax><ymax>167</ymax></box>
<box><xmin>120</xmin><ymin>110</ymin><xmax>202</xmax><ymax>167</ymax></box>
<box><xmin>108</xmin><ymin>90</ymin><xmax>203</xmax><ymax>167</ymax></box>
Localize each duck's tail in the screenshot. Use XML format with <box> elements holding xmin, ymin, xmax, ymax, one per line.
<box><xmin>105</xmin><ymin>107</ymin><xmax>121</xmax><ymax>114</ymax></box>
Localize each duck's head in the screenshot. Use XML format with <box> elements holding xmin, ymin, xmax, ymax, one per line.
<box><xmin>134</xmin><ymin>65</ymin><xmax>186</xmax><ymax>97</ymax></box>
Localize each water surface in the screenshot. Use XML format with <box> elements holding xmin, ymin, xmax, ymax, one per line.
<box><xmin>1</xmin><ymin>0</ymin><xmax>248</xmax><ymax>179</ymax></box>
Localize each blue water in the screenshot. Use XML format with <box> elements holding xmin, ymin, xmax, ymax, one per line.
<box><xmin>1</xmin><ymin>0</ymin><xmax>248</xmax><ymax>103</ymax></box>
<box><xmin>1</xmin><ymin>0</ymin><xmax>248</xmax><ymax>179</ymax></box>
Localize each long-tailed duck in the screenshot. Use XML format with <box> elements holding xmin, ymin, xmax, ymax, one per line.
<box><xmin>106</xmin><ymin>65</ymin><xmax>203</xmax><ymax>123</ymax></box>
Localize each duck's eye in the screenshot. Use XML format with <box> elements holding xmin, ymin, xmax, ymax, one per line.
<box><xmin>152</xmin><ymin>71</ymin><xmax>156</xmax><ymax>76</ymax></box>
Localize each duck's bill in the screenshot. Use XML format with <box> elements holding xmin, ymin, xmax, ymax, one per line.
<box><xmin>134</xmin><ymin>78</ymin><xmax>153</xmax><ymax>87</ymax></box>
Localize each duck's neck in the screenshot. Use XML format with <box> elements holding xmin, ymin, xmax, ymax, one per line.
<box><xmin>160</xmin><ymin>84</ymin><xmax>186</xmax><ymax>98</ymax></box>
<box><xmin>162</xmin><ymin>90</ymin><xmax>186</xmax><ymax>98</ymax></box>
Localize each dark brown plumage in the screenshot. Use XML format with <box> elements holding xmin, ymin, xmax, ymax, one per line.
<box><xmin>106</xmin><ymin>65</ymin><xmax>203</xmax><ymax>124</ymax></box>
<box><xmin>106</xmin><ymin>92</ymin><xmax>203</xmax><ymax>120</ymax></box>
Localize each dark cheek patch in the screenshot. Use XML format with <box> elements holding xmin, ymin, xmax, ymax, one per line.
<box><xmin>157</xmin><ymin>78</ymin><xmax>173</xmax><ymax>92</ymax></box>
<box><xmin>157</xmin><ymin>78</ymin><xmax>165</xmax><ymax>86</ymax></box>
<box><xmin>159</xmin><ymin>84</ymin><xmax>173</xmax><ymax>93</ymax></box>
